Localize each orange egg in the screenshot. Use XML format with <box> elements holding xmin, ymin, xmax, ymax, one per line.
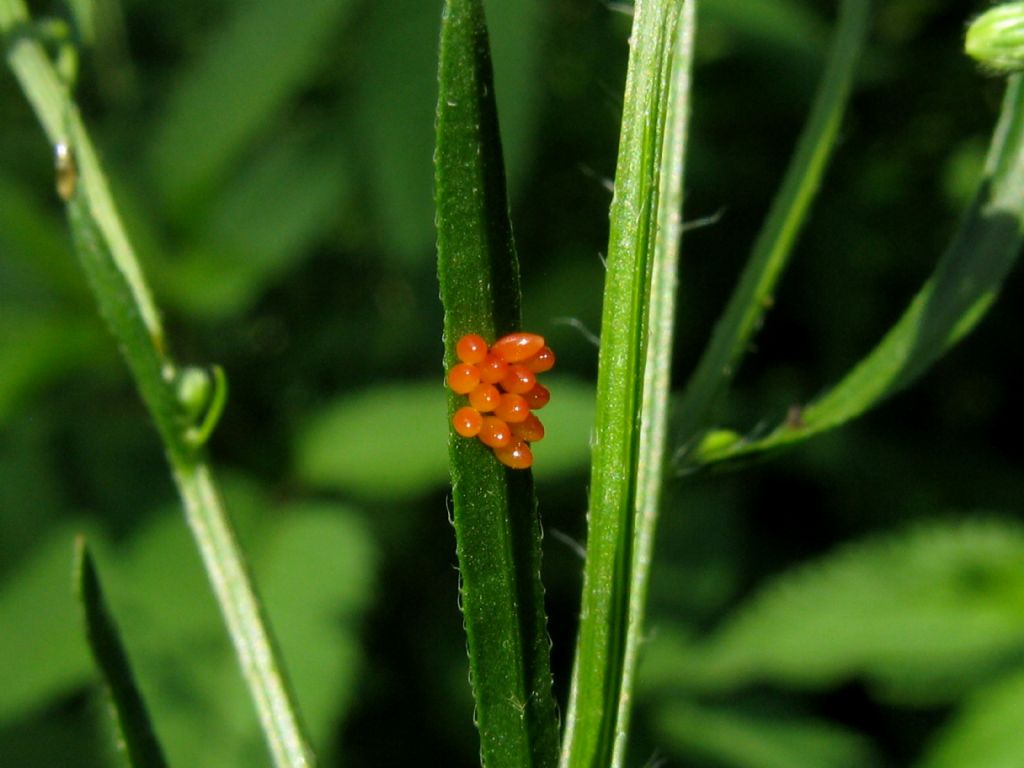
<box><xmin>447</xmin><ymin>363</ymin><xmax>480</xmax><ymax>395</ymax></box>
<box><xmin>452</xmin><ymin>406</ymin><xmax>483</xmax><ymax>438</ymax></box>
<box><xmin>523</xmin><ymin>345</ymin><xmax>555</xmax><ymax>373</ymax></box>
<box><xmin>510</xmin><ymin>413</ymin><xmax>545</xmax><ymax>442</ymax></box>
<box><xmin>468</xmin><ymin>383</ymin><xmax>501</xmax><ymax>412</ymax></box>
<box><xmin>500</xmin><ymin>365</ymin><xmax>536</xmax><ymax>395</ymax></box>
<box><xmin>478</xmin><ymin>416</ymin><xmax>511</xmax><ymax>448</ymax></box>
<box><xmin>523</xmin><ymin>382</ymin><xmax>550</xmax><ymax>410</ymax></box>
<box><xmin>456</xmin><ymin>333</ymin><xmax>488</xmax><ymax>365</ymax></box>
<box><xmin>494</xmin><ymin>439</ymin><xmax>533</xmax><ymax>469</ymax></box>
<box><xmin>494</xmin><ymin>393</ymin><xmax>530</xmax><ymax>423</ymax></box>
<box><xmin>477</xmin><ymin>353</ymin><xmax>508</xmax><ymax>384</ymax></box>
<box><xmin>491</xmin><ymin>332</ymin><xmax>545</xmax><ymax>363</ymax></box>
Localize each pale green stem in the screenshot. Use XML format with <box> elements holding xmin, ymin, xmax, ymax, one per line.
<box><xmin>612</xmin><ymin>3</ymin><xmax>696</xmax><ymax>765</ymax></box>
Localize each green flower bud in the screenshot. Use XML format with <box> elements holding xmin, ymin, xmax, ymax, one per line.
<box><xmin>696</xmin><ymin>429</ymin><xmax>742</xmax><ymax>458</ymax></box>
<box><xmin>174</xmin><ymin>365</ymin><xmax>228</xmax><ymax>449</ymax></box>
<box><xmin>175</xmin><ymin>366</ymin><xmax>214</xmax><ymax>421</ymax></box>
<box><xmin>966</xmin><ymin>3</ymin><xmax>1024</xmax><ymax>73</ymax></box>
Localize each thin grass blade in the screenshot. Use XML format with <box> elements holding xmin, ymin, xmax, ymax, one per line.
<box><xmin>73</xmin><ymin>537</ymin><xmax>169</xmax><ymax>768</ymax></box>
<box><xmin>435</xmin><ymin>0</ymin><xmax>559</xmax><ymax>765</ymax></box>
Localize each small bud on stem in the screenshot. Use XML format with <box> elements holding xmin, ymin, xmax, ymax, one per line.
<box><xmin>966</xmin><ymin>3</ymin><xmax>1024</xmax><ymax>73</ymax></box>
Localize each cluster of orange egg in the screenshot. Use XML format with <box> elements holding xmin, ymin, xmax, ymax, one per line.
<box><xmin>447</xmin><ymin>332</ymin><xmax>554</xmax><ymax>469</ymax></box>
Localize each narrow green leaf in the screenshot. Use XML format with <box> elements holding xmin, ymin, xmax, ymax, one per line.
<box><xmin>61</xmin><ymin>124</ymin><xmax>188</xmax><ymax>460</ymax></box>
<box><xmin>655</xmin><ymin>702</ymin><xmax>877</xmax><ymax>768</ymax></box>
<box><xmin>560</xmin><ymin>1</ymin><xmax>684</xmax><ymax>766</ymax></box>
<box><xmin>642</xmin><ymin>519</ymin><xmax>1024</xmax><ymax>698</ymax></box>
<box><xmin>612</xmin><ymin>2</ymin><xmax>697</xmax><ymax>767</ymax></box>
<box><xmin>435</xmin><ymin>1</ymin><xmax>559</xmax><ymax>766</ymax></box>
<box><xmin>693</xmin><ymin>75</ymin><xmax>1024</xmax><ymax>466</ymax></box>
<box><xmin>675</xmin><ymin>0</ymin><xmax>870</xmax><ymax>444</ymax></box>
<box><xmin>73</xmin><ymin>537</ymin><xmax>169</xmax><ymax>768</ymax></box>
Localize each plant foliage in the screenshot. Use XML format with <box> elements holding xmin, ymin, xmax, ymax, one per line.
<box><xmin>2</xmin><ymin>0</ymin><xmax>1024</xmax><ymax>766</ymax></box>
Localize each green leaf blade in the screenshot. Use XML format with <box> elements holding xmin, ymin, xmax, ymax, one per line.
<box><xmin>435</xmin><ymin>1</ymin><xmax>559</xmax><ymax>766</ymax></box>
<box><xmin>74</xmin><ymin>538</ymin><xmax>169</xmax><ymax>768</ymax></box>
<box><xmin>676</xmin><ymin>0</ymin><xmax>870</xmax><ymax>444</ymax></box>
<box><xmin>695</xmin><ymin>75</ymin><xmax>1024</xmax><ymax>467</ymax></box>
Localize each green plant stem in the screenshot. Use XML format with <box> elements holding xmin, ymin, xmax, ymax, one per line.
<box><xmin>1</xmin><ymin>3</ymin><xmax>316</xmax><ymax>765</ymax></box>
<box><xmin>172</xmin><ymin>463</ymin><xmax>314</xmax><ymax>768</ymax></box>
<box><xmin>559</xmin><ymin>1</ymin><xmax>683</xmax><ymax>766</ymax></box>
<box><xmin>611</xmin><ymin>3</ymin><xmax>696</xmax><ymax>766</ymax></box>
<box><xmin>435</xmin><ymin>0</ymin><xmax>559</xmax><ymax>765</ymax></box>
<box><xmin>674</xmin><ymin>0</ymin><xmax>869</xmax><ymax>445</ymax></box>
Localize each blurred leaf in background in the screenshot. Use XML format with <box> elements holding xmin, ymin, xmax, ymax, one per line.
<box><xmin>294</xmin><ymin>376</ymin><xmax>594</xmax><ymax>500</ymax></box>
<box><xmin>642</xmin><ymin>519</ymin><xmax>1024</xmax><ymax>697</ymax></box>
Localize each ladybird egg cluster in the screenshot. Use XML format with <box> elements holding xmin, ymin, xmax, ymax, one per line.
<box><xmin>447</xmin><ymin>332</ymin><xmax>554</xmax><ymax>470</ymax></box>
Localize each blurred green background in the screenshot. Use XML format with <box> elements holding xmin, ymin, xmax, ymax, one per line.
<box><xmin>3</xmin><ymin>0</ymin><xmax>1024</xmax><ymax>765</ymax></box>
